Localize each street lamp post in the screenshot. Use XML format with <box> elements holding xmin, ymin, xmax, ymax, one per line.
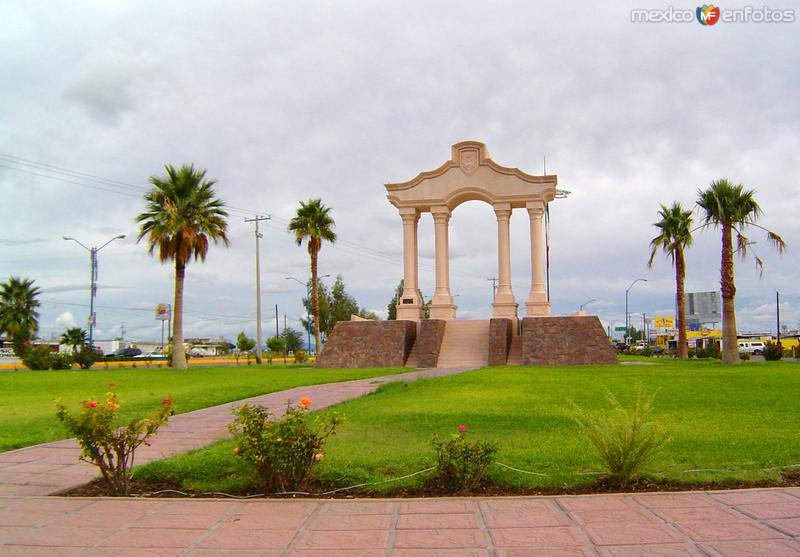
<box><xmin>286</xmin><ymin>274</ymin><xmax>330</xmax><ymax>354</ymax></box>
<box><xmin>579</xmin><ymin>298</ymin><xmax>597</xmax><ymax>312</ymax></box>
<box><xmin>63</xmin><ymin>234</ymin><xmax>126</xmax><ymax>349</ymax></box>
<box><xmin>625</xmin><ymin>278</ymin><xmax>648</xmax><ymax>345</ymax></box>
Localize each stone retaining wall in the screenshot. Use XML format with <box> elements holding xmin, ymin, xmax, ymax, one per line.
<box><xmin>314</xmin><ymin>320</ymin><xmax>417</xmax><ymax>368</ymax></box>
<box><xmin>410</xmin><ymin>319</ymin><xmax>447</xmax><ymax>368</ymax></box>
<box><xmin>488</xmin><ymin>318</ymin><xmax>513</xmax><ymax>366</ymax></box>
<box><xmin>521</xmin><ymin>316</ymin><xmax>617</xmax><ymax>366</ymax></box>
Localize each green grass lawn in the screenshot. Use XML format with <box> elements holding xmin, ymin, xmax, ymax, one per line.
<box><xmin>0</xmin><ymin>364</ymin><xmax>407</xmax><ymax>452</ymax></box>
<box><xmin>134</xmin><ymin>359</ymin><xmax>800</xmax><ymax>494</ymax></box>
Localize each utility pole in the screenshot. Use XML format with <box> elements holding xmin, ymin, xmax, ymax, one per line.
<box><xmin>245</xmin><ymin>215</ymin><xmax>270</xmax><ymax>363</ymax></box>
<box><xmin>275</xmin><ymin>304</ymin><xmax>279</xmax><ymax>337</ymax></box>
<box><xmin>777</xmin><ymin>291</ymin><xmax>781</xmax><ymax>344</ymax></box>
<box><xmin>487</xmin><ymin>277</ymin><xmax>498</xmax><ymax>302</ymax></box>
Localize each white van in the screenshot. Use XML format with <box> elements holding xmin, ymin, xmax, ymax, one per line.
<box><xmin>737</xmin><ymin>341</ymin><xmax>766</xmax><ymax>355</ymax></box>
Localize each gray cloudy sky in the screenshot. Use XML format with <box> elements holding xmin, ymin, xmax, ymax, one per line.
<box><xmin>1</xmin><ymin>1</ymin><xmax>798</xmax><ymax>344</ymax></box>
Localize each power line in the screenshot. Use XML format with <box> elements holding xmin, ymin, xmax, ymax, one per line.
<box><xmin>0</xmin><ymin>152</ymin><xmax>488</xmax><ymax>281</ymax></box>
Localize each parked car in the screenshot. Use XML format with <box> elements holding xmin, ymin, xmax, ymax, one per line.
<box><xmin>133</xmin><ymin>351</ymin><xmax>167</xmax><ymax>360</ymax></box>
<box><xmin>737</xmin><ymin>341</ymin><xmax>766</xmax><ymax>355</ymax></box>
<box><xmin>113</xmin><ymin>347</ymin><xmax>142</xmax><ymax>358</ymax></box>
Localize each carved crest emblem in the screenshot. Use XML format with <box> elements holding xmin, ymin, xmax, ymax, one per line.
<box><xmin>459</xmin><ymin>148</ymin><xmax>479</xmax><ymax>175</ymax></box>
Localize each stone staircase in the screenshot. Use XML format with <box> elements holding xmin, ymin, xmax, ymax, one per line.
<box><xmin>436</xmin><ymin>320</ymin><xmax>490</xmax><ymax>368</ymax></box>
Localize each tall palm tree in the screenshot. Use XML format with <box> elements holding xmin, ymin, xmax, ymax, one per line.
<box><xmin>0</xmin><ymin>276</ymin><xmax>41</xmax><ymax>356</ymax></box>
<box><xmin>648</xmin><ymin>202</ymin><xmax>693</xmax><ymax>359</ymax></box>
<box><xmin>136</xmin><ymin>164</ymin><xmax>229</xmax><ymax>369</ymax></box>
<box><xmin>60</xmin><ymin>327</ymin><xmax>87</xmax><ymax>354</ymax></box>
<box><xmin>696</xmin><ymin>179</ymin><xmax>786</xmax><ymax>364</ymax></box>
<box><xmin>288</xmin><ymin>199</ymin><xmax>336</xmax><ymax>354</ymax></box>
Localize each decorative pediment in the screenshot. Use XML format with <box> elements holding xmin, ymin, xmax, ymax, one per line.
<box><xmin>385</xmin><ymin>141</ymin><xmax>557</xmax><ymax>211</ymax></box>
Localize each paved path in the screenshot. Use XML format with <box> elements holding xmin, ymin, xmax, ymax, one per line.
<box><xmin>0</xmin><ymin>366</ymin><xmax>475</xmax><ymax>497</ymax></box>
<box><xmin>2</xmin><ymin>367</ymin><xmax>800</xmax><ymax>555</ymax></box>
<box><xmin>1</xmin><ymin>489</ymin><xmax>799</xmax><ymax>555</ymax></box>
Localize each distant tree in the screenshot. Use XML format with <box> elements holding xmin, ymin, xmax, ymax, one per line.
<box><xmin>387</xmin><ymin>279</ymin><xmax>404</xmax><ymax>320</ymax></box>
<box><xmin>281</xmin><ymin>327</ymin><xmax>304</xmax><ymax>353</ymax></box>
<box><xmin>304</xmin><ymin>275</ymin><xmax>377</xmax><ymax>339</ymax></box>
<box><xmin>266</xmin><ymin>336</ymin><xmax>286</xmax><ymax>354</ymax></box>
<box><xmin>648</xmin><ymin>202</ymin><xmax>693</xmax><ymax>359</ymax></box>
<box><xmin>0</xmin><ymin>276</ymin><xmax>41</xmax><ymax>356</ymax></box>
<box><xmin>696</xmin><ymin>179</ymin><xmax>786</xmax><ymax>364</ymax></box>
<box><xmin>60</xmin><ymin>327</ymin><xmax>88</xmax><ymax>354</ymax></box>
<box><xmin>236</xmin><ymin>332</ymin><xmax>255</xmax><ymax>354</ymax></box>
<box><xmin>288</xmin><ymin>199</ymin><xmax>336</xmax><ymax>354</ymax></box>
<box><xmin>136</xmin><ymin>164</ymin><xmax>230</xmax><ymax>369</ymax></box>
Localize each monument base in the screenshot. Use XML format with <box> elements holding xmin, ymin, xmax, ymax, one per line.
<box><xmin>525</xmin><ymin>300</ymin><xmax>551</xmax><ymax>317</ymax></box>
<box><xmin>429</xmin><ymin>303</ymin><xmax>457</xmax><ymax>320</ymax></box>
<box><xmin>491</xmin><ymin>301</ymin><xmax>519</xmax><ymax>320</ymax></box>
<box><xmin>396</xmin><ymin>303</ymin><xmax>424</xmax><ymax>321</ymax></box>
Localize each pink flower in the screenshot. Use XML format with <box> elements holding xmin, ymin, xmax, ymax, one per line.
<box><xmin>89</xmin><ymin>401</ymin><xmax>98</xmax><ymax>408</ymax></box>
<box><xmin>458</xmin><ymin>425</ymin><xmax>467</xmax><ymax>432</ymax></box>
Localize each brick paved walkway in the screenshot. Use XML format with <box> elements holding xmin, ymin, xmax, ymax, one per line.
<box><xmin>0</xmin><ymin>366</ymin><xmax>475</xmax><ymax>497</ymax></box>
<box><xmin>1</xmin><ymin>489</ymin><xmax>799</xmax><ymax>555</ymax></box>
<box><xmin>2</xmin><ymin>366</ymin><xmax>800</xmax><ymax>555</ymax></box>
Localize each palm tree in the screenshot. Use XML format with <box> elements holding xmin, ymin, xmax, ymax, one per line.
<box><xmin>696</xmin><ymin>179</ymin><xmax>786</xmax><ymax>364</ymax></box>
<box><xmin>0</xmin><ymin>276</ymin><xmax>41</xmax><ymax>356</ymax></box>
<box><xmin>648</xmin><ymin>202</ymin><xmax>693</xmax><ymax>359</ymax></box>
<box><xmin>136</xmin><ymin>164</ymin><xmax>229</xmax><ymax>369</ymax></box>
<box><xmin>288</xmin><ymin>199</ymin><xmax>336</xmax><ymax>354</ymax></box>
<box><xmin>60</xmin><ymin>327</ymin><xmax>87</xmax><ymax>354</ymax></box>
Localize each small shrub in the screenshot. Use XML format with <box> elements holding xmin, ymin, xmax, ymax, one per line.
<box><xmin>49</xmin><ymin>352</ymin><xmax>73</xmax><ymax>370</ymax></box>
<box><xmin>739</xmin><ymin>352</ymin><xmax>751</xmax><ymax>361</ymax></box>
<box><xmin>229</xmin><ymin>398</ymin><xmax>341</xmax><ymax>493</ymax></box>
<box><xmin>430</xmin><ymin>426</ymin><xmax>497</xmax><ymax>493</ymax></box>
<box><xmin>73</xmin><ymin>348</ymin><xmax>101</xmax><ymax>370</ymax></box>
<box><xmin>763</xmin><ymin>342</ymin><xmax>783</xmax><ymax>361</ymax></box>
<box><xmin>640</xmin><ymin>347</ymin><xmax>653</xmax><ymax>357</ymax></box>
<box><xmin>294</xmin><ymin>350</ymin><xmax>308</xmax><ymax>363</ymax></box>
<box><xmin>695</xmin><ymin>346</ymin><xmax>721</xmax><ymax>359</ymax></box>
<box><xmin>55</xmin><ymin>388</ymin><xmax>174</xmax><ymax>495</ymax></box>
<box><xmin>568</xmin><ymin>386</ymin><xmax>671</xmax><ymax>487</ymax></box>
<box><xmin>22</xmin><ymin>345</ymin><xmax>55</xmax><ymax>370</ymax></box>
<box><xmin>687</xmin><ymin>348</ymin><xmax>697</xmax><ymax>359</ymax></box>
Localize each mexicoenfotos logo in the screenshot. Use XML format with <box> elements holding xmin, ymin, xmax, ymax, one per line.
<box><xmin>696</xmin><ymin>4</ymin><xmax>721</xmax><ymax>25</ymax></box>
<box><xmin>631</xmin><ymin>5</ymin><xmax>796</xmax><ymax>24</ymax></box>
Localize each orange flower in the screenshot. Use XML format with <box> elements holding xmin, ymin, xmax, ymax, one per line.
<box><xmin>314</xmin><ymin>453</ymin><xmax>324</xmax><ymax>461</ymax></box>
<box><xmin>299</xmin><ymin>397</ymin><xmax>312</xmax><ymax>409</ymax></box>
<box><xmin>233</xmin><ymin>447</ymin><xmax>239</xmax><ymax>456</ymax></box>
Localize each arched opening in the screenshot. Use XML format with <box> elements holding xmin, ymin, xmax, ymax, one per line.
<box><xmin>447</xmin><ymin>200</ymin><xmax>503</xmax><ymax>319</ymax></box>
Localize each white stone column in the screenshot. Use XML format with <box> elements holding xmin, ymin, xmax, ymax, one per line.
<box><xmin>396</xmin><ymin>207</ymin><xmax>424</xmax><ymax>321</ymax></box>
<box><xmin>429</xmin><ymin>205</ymin><xmax>456</xmax><ymax>319</ymax></box>
<box><xmin>492</xmin><ymin>202</ymin><xmax>518</xmax><ymax>319</ymax></box>
<box><xmin>525</xmin><ymin>201</ymin><xmax>551</xmax><ymax>316</ymax></box>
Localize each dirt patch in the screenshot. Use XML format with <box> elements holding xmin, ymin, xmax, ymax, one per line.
<box><xmin>60</xmin><ymin>474</ymin><xmax>800</xmax><ymax>499</ymax></box>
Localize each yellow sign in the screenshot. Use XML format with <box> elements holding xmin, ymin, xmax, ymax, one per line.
<box><xmin>654</xmin><ymin>316</ymin><xmax>675</xmax><ymax>328</ymax></box>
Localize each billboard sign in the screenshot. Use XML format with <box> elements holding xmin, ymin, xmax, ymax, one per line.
<box><xmin>654</xmin><ymin>316</ymin><xmax>675</xmax><ymax>328</ymax></box>
<box><xmin>155</xmin><ymin>304</ymin><xmax>171</xmax><ymax>321</ymax></box>
<box><xmin>686</xmin><ymin>291</ymin><xmax>721</xmax><ymax>324</ymax></box>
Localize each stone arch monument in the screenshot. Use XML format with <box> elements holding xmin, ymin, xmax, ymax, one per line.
<box><xmin>385</xmin><ymin>140</ymin><xmax>555</xmax><ymax>321</ymax></box>
<box><xmin>315</xmin><ymin>141</ymin><xmax>617</xmax><ymax>369</ymax></box>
